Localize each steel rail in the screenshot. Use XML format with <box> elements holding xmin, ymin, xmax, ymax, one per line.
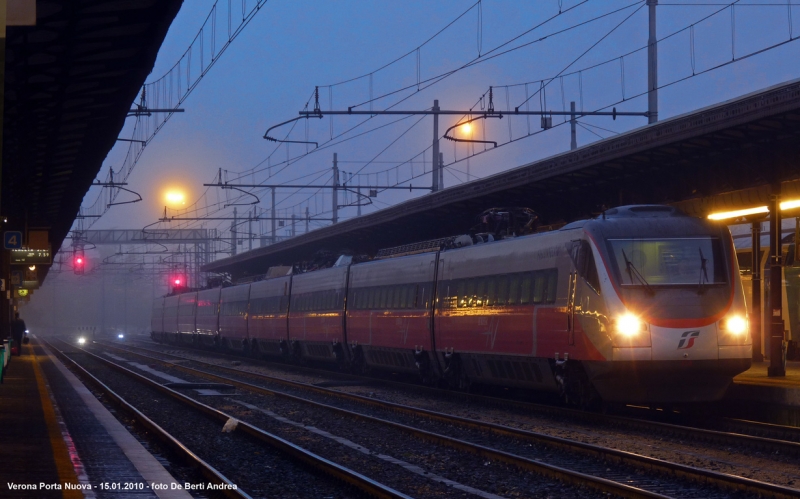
<box><xmin>92</xmin><ymin>343</ymin><xmax>667</xmax><ymax>498</ymax></box>
<box><xmin>99</xmin><ymin>340</ymin><xmax>800</xmax><ymax>499</ymax></box>
<box><xmin>40</xmin><ymin>338</ymin><xmax>249</xmax><ymax>499</ymax></box>
<box><xmin>57</xmin><ymin>339</ymin><xmax>412</xmax><ymax>499</ymax></box>
<box><xmin>125</xmin><ymin>338</ymin><xmax>800</xmax><ymax>454</ymax></box>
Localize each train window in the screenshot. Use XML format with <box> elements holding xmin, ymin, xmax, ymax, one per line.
<box><xmin>509</xmin><ymin>275</ymin><xmax>521</xmax><ymax>305</ymax></box>
<box><xmin>475</xmin><ymin>279</ymin><xmax>486</xmax><ymax>307</ymax></box>
<box><xmin>584</xmin><ymin>255</ymin><xmax>601</xmax><ymax>294</ymax></box>
<box><xmin>533</xmin><ymin>273</ymin><xmax>545</xmax><ymax>303</ymax></box>
<box><xmin>465</xmin><ymin>279</ymin><xmax>476</xmax><ymax>307</ymax></box>
<box><xmin>456</xmin><ymin>280</ymin><xmax>466</xmax><ymax>307</ymax></box>
<box><xmin>497</xmin><ymin>276</ymin><xmax>509</xmax><ymax>305</ymax></box>
<box><xmin>546</xmin><ymin>269</ymin><xmax>558</xmax><ymax>303</ymax></box>
<box><xmin>419</xmin><ymin>285</ymin><xmax>427</xmax><ymax>309</ymax></box>
<box><xmin>389</xmin><ymin>287</ymin><xmax>397</xmax><ymax>309</ymax></box>
<box><xmin>399</xmin><ymin>286</ymin><xmax>407</xmax><ymax>309</ymax></box>
<box><xmin>486</xmin><ymin>278</ymin><xmax>497</xmax><ymax>307</ymax></box>
<box><xmin>520</xmin><ymin>275</ymin><xmax>532</xmax><ymax>305</ymax></box>
<box><xmin>377</xmin><ymin>287</ymin><xmax>385</xmax><ymax>309</ymax></box>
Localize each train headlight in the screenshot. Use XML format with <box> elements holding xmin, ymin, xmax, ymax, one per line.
<box><xmin>616</xmin><ymin>313</ymin><xmax>643</xmax><ymax>337</ymax></box>
<box><xmin>77</xmin><ymin>337</ymin><xmax>86</xmax><ymax>345</ymax></box>
<box><xmin>721</xmin><ymin>315</ymin><xmax>748</xmax><ymax>335</ymax></box>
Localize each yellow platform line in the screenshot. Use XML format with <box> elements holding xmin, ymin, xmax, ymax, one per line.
<box><xmin>30</xmin><ymin>346</ymin><xmax>83</xmax><ymax>498</ymax></box>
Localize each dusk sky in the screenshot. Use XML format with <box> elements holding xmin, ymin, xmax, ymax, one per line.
<box><xmin>77</xmin><ymin>0</ymin><xmax>800</xmax><ymax>250</ymax></box>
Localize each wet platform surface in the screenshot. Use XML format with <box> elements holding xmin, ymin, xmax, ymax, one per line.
<box><xmin>0</xmin><ymin>338</ymin><xmax>191</xmax><ymax>498</ymax></box>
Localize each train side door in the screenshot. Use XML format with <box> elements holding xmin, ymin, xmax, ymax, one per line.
<box><xmin>567</xmin><ymin>240</ymin><xmax>592</xmax><ymax>346</ymax></box>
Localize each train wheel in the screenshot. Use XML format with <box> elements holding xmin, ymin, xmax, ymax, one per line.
<box><xmin>250</xmin><ymin>341</ymin><xmax>260</xmax><ymax>359</ymax></box>
<box><xmin>443</xmin><ymin>353</ymin><xmax>470</xmax><ymax>391</ymax></box>
<box><xmin>557</xmin><ymin>362</ymin><xmax>601</xmax><ymax>411</ymax></box>
<box><xmin>351</xmin><ymin>346</ymin><xmax>370</xmax><ymax>375</ymax></box>
<box><xmin>291</xmin><ymin>341</ymin><xmax>304</xmax><ymax>365</ymax></box>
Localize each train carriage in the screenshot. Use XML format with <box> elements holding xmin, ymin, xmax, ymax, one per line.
<box><xmin>195</xmin><ymin>287</ymin><xmax>221</xmax><ymax>347</ymax></box>
<box><xmin>434</xmin><ymin>231</ymin><xmax>573</xmax><ymax>392</ymax></box>
<box><xmin>288</xmin><ymin>265</ymin><xmax>348</xmax><ymax>364</ymax></box>
<box><xmin>248</xmin><ymin>276</ymin><xmax>291</xmax><ymax>357</ymax></box>
<box><xmin>152</xmin><ymin>205</ymin><xmax>753</xmax><ymax>406</ymax></box>
<box><xmin>177</xmin><ymin>292</ymin><xmax>198</xmax><ymax>344</ymax></box>
<box><xmin>219</xmin><ymin>284</ymin><xmax>250</xmax><ymax>351</ymax></box>
<box><xmin>162</xmin><ymin>295</ymin><xmax>180</xmax><ymax>343</ymax></box>
<box><xmin>346</xmin><ymin>252</ymin><xmax>437</xmax><ymax>376</ymax></box>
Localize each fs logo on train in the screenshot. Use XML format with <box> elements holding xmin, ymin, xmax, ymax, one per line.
<box><xmin>677</xmin><ymin>330</ymin><xmax>701</xmax><ymax>350</ymax></box>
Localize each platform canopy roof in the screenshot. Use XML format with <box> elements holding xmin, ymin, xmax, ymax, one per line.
<box><xmin>205</xmin><ymin>78</ymin><xmax>800</xmax><ymax>279</ymax></box>
<box><xmin>3</xmin><ymin>0</ymin><xmax>184</xmax><ymax>280</ymax></box>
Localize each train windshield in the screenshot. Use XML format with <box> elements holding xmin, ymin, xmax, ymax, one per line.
<box><xmin>607</xmin><ymin>238</ymin><xmax>727</xmax><ymax>286</ymax></box>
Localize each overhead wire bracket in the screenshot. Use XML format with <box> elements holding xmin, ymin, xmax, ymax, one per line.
<box><xmin>263</xmin><ymin>87</ymin><xmax>323</xmax><ymax>146</ymax></box>
<box><xmin>93</xmin><ymin>170</ymin><xmax>143</xmax><ymax>208</ymax></box>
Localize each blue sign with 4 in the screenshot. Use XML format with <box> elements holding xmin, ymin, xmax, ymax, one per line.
<box><xmin>3</xmin><ymin>231</ymin><xmax>22</xmax><ymax>249</ymax></box>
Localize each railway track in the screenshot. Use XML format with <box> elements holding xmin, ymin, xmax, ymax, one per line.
<box><xmin>88</xmin><ymin>338</ymin><xmax>800</xmax><ymax>498</ymax></box>
<box><xmin>122</xmin><ymin>337</ymin><xmax>800</xmax><ymax>454</ymax></box>
<box><xmin>44</xmin><ymin>337</ymin><xmax>413</xmax><ymax>499</ymax></box>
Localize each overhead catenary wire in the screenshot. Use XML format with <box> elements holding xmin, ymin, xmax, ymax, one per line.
<box><xmin>147</xmin><ymin>0</ymin><xmax>800</xmax><ymax>252</ymax></box>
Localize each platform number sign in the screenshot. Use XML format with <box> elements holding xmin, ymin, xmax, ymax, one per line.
<box><xmin>3</xmin><ymin>231</ymin><xmax>22</xmax><ymax>249</ymax></box>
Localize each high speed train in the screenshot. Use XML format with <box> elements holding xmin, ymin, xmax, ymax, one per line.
<box><xmin>152</xmin><ymin>205</ymin><xmax>752</xmax><ymax>406</ymax></box>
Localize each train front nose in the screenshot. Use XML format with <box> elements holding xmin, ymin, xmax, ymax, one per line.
<box><xmin>590</xmin><ymin>320</ymin><xmax>752</xmax><ymax>404</ymax></box>
<box><xmin>651</xmin><ymin>324</ymin><xmax>719</xmax><ymax>361</ymax></box>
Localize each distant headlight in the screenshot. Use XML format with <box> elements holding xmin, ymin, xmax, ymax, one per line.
<box><xmin>78</xmin><ymin>337</ymin><xmax>86</xmax><ymax>345</ymax></box>
<box><xmin>118</xmin><ymin>333</ymin><xmax>124</xmax><ymax>339</ymax></box>
<box><xmin>616</xmin><ymin>313</ymin><xmax>643</xmax><ymax>337</ymax></box>
<box><xmin>24</xmin><ymin>329</ymin><xmax>29</xmax><ymax>334</ymax></box>
<box><xmin>723</xmin><ymin>316</ymin><xmax>748</xmax><ymax>335</ymax></box>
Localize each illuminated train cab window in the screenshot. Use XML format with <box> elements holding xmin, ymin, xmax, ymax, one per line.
<box><xmin>444</xmin><ymin>268</ymin><xmax>558</xmax><ymax>308</ymax></box>
<box><xmin>607</xmin><ymin>238</ymin><xmax>727</xmax><ymax>286</ymax></box>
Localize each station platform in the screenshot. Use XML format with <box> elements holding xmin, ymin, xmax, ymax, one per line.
<box><xmin>0</xmin><ymin>338</ymin><xmax>191</xmax><ymax>498</ymax></box>
<box><xmin>721</xmin><ymin>360</ymin><xmax>800</xmax><ymax>425</ymax></box>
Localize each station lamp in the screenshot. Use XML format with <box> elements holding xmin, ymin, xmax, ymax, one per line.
<box><xmin>708</xmin><ymin>199</ymin><xmax>800</xmax><ymax>221</ymax></box>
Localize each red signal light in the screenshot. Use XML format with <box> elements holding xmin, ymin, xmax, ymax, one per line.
<box><xmin>74</xmin><ymin>254</ymin><xmax>85</xmax><ymax>274</ymax></box>
<box><xmin>174</xmin><ymin>278</ymin><xmax>181</xmax><ymax>286</ymax></box>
